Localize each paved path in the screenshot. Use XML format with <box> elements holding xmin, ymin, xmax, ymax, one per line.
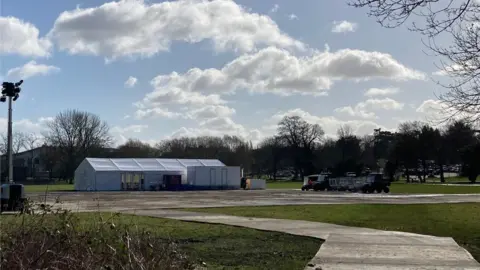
<box><xmin>30</xmin><ymin>190</ymin><xmax>480</xmax><ymax>211</ymax></box>
<box><xmin>114</xmin><ymin>208</ymin><xmax>480</xmax><ymax>270</ymax></box>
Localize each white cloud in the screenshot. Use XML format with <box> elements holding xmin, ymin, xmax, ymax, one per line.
<box><xmin>416</xmin><ymin>99</ymin><xmax>450</xmax><ymax>122</ymax></box>
<box><xmin>136</xmin><ymin>46</ymin><xmax>425</xmax><ymax>104</ymax></box>
<box><xmin>168</xmin><ymin>117</ymin><xmax>263</xmax><ymax>144</ymax></box>
<box><xmin>112</xmin><ymin>124</ymin><xmax>148</xmax><ymax>134</ymax></box>
<box><xmin>335</xmin><ymin>98</ymin><xmax>404</xmax><ymax>119</ymax></box>
<box><xmin>0</xmin><ymin>16</ymin><xmax>52</xmax><ymax>57</ymax></box>
<box><xmin>124</xmin><ymin>76</ymin><xmax>138</xmax><ymax>88</ymax></box>
<box><xmin>270</xmin><ymin>108</ymin><xmax>390</xmax><ymax>138</ymax></box>
<box><xmin>334</xmin><ymin>106</ymin><xmax>376</xmax><ymax>119</ymax></box>
<box><xmin>364</xmin><ymin>87</ymin><xmax>399</xmax><ymax>97</ymax></box>
<box><xmin>332</xmin><ymin>20</ymin><xmax>358</xmax><ymax>33</ymax></box>
<box><xmin>111</xmin><ymin>124</ymin><xmax>149</xmax><ymax>146</ymax></box>
<box><xmin>0</xmin><ymin>117</ymin><xmax>53</xmax><ymax>138</ymax></box>
<box><xmin>6</xmin><ymin>61</ymin><xmax>60</xmax><ymax>80</ymax></box>
<box><xmin>414</xmin><ymin>99</ymin><xmax>479</xmax><ymax>126</ymax></box>
<box><xmin>187</xmin><ymin>105</ymin><xmax>236</xmax><ymax>120</ymax></box>
<box><xmin>48</xmin><ymin>0</ymin><xmax>304</xmax><ymax>61</ymax></box>
<box><xmin>134</xmin><ymin>108</ymin><xmax>183</xmax><ymax>120</ymax></box>
<box><xmin>432</xmin><ymin>63</ymin><xmax>474</xmax><ymax>76</ymax></box>
<box><xmin>288</xmin><ymin>14</ymin><xmax>298</xmax><ymax>20</ymax></box>
<box><xmin>270</xmin><ymin>4</ymin><xmax>279</xmax><ymax>13</ymax></box>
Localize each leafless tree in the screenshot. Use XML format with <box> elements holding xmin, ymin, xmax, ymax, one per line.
<box><xmin>349</xmin><ymin>0</ymin><xmax>480</xmax><ymax>123</ymax></box>
<box><xmin>277</xmin><ymin>115</ymin><xmax>325</xmax><ymax>178</ymax></box>
<box><xmin>337</xmin><ymin>124</ymin><xmax>355</xmax><ymax>139</ymax></box>
<box><xmin>0</xmin><ymin>131</ymin><xmax>29</xmax><ymax>154</ymax></box>
<box><xmin>43</xmin><ymin>109</ymin><xmax>113</xmax><ymax>181</ymax></box>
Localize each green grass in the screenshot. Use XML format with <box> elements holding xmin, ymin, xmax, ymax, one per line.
<box><xmin>1</xmin><ymin>212</ymin><xmax>321</xmax><ymax>270</ymax></box>
<box><xmin>266</xmin><ymin>181</ymin><xmax>480</xmax><ymax>193</ymax></box>
<box><xmin>187</xmin><ymin>203</ymin><xmax>480</xmax><ymax>262</ymax></box>
<box><xmin>389</xmin><ymin>182</ymin><xmax>480</xmax><ymax>194</ymax></box>
<box><xmin>24</xmin><ymin>184</ymin><xmax>74</xmax><ymax>193</ymax></box>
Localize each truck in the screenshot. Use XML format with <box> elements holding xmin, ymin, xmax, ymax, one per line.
<box><xmin>301</xmin><ymin>173</ymin><xmax>391</xmax><ymax>193</ymax></box>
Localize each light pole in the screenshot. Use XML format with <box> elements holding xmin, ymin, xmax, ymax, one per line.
<box><xmin>1</xmin><ymin>80</ymin><xmax>24</xmax><ymax>184</ymax></box>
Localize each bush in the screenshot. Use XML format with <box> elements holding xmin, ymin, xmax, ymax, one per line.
<box><xmin>0</xmin><ymin>201</ymin><xmax>195</xmax><ymax>270</ymax></box>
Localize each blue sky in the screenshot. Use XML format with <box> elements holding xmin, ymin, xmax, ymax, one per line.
<box><xmin>0</xmin><ymin>0</ymin><xmax>450</xmax><ymax>145</ymax></box>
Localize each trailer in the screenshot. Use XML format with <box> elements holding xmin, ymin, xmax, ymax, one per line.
<box><xmin>301</xmin><ymin>173</ymin><xmax>391</xmax><ymax>193</ymax></box>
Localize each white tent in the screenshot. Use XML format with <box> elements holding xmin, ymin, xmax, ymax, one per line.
<box><xmin>74</xmin><ymin>158</ymin><xmax>239</xmax><ymax>191</ymax></box>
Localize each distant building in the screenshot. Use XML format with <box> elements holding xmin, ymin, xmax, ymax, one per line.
<box><xmin>0</xmin><ymin>146</ymin><xmax>51</xmax><ymax>182</ymax></box>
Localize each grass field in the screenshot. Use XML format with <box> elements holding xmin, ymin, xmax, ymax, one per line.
<box><xmin>187</xmin><ymin>203</ymin><xmax>480</xmax><ymax>262</ymax></box>
<box><xmin>23</xmin><ymin>181</ymin><xmax>480</xmax><ymax>194</ymax></box>
<box><xmin>0</xmin><ymin>212</ymin><xmax>321</xmax><ymax>270</ymax></box>
<box><xmin>266</xmin><ymin>181</ymin><xmax>480</xmax><ymax>193</ymax></box>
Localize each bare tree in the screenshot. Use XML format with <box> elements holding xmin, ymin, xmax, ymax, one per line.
<box><xmin>43</xmin><ymin>110</ymin><xmax>113</xmax><ymax>182</ymax></box>
<box><xmin>349</xmin><ymin>0</ymin><xmax>480</xmax><ymax>123</ymax></box>
<box><xmin>277</xmin><ymin>115</ymin><xmax>324</xmax><ymax>178</ymax></box>
<box><xmin>23</xmin><ymin>133</ymin><xmax>41</xmax><ymax>178</ymax></box>
<box><xmin>0</xmin><ymin>131</ymin><xmax>29</xmax><ymax>154</ymax></box>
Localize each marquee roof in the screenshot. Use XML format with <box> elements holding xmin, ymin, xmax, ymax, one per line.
<box><xmin>85</xmin><ymin>158</ymin><xmax>225</xmax><ymax>171</ymax></box>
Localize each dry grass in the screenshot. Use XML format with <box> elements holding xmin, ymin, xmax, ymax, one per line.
<box><xmin>0</xmin><ymin>200</ymin><xmax>195</xmax><ymax>270</ymax></box>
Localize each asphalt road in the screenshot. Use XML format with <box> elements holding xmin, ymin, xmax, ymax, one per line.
<box><xmin>27</xmin><ymin>189</ymin><xmax>480</xmax><ymax>211</ymax></box>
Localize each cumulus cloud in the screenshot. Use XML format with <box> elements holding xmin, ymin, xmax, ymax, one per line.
<box><xmin>187</xmin><ymin>105</ymin><xmax>235</xmax><ymax>120</ymax></box>
<box><xmin>111</xmin><ymin>124</ymin><xmax>149</xmax><ymax>146</ymax></box>
<box><xmin>136</xmin><ymin>46</ymin><xmax>424</xmax><ymax>107</ymax></box>
<box><xmin>364</xmin><ymin>87</ymin><xmax>399</xmax><ymax>97</ymax></box>
<box><xmin>0</xmin><ymin>16</ymin><xmax>52</xmax><ymax>57</ymax></box>
<box><xmin>124</xmin><ymin>76</ymin><xmax>138</xmax><ymax>88</ymax></box>
<box><xmin>335</xmin><ymin>98</ymin><xmax>404</xmax><ymax>119</ymax></box>
<box><xmin>415</xmin><ymin>99</ymin><xmax>452</xmax><ymax>122</ymax></box>
<box><xmin>134</xmin><ymin>108</ymin><xmax>183</xmax><ymax>120</ymax></box>
<box><xmin>332</xmin><ymin>20</ymin><xmax>358</xmax><ymax>33</ymax></box>
<box><xmin>271</xmin><ymin>108</ymin><xmax>390</xmax><ymax>138</ymax></box>
<box><xmin>0</xmin><ymin>117</ymin><xmax>53</xmax><ymax>140</ymax></box>
<box><xmin>288</xmin><ymin>14</ymin><xmax>298</xmax><ymax>20</ymax></box>
<box><xmin>6</xmin><ymin>61</ymin><xmax>60</xmax><ymax>80</ymax></box>
<box><xmin>270</xmin><ymin>4</ymin><xmax>279</xmax><ymax>13</ymax></box>
<box><xmin>168</xmin><ymin>117</ymin><xmax>263</xmax><ymax>144</ymax></box>
<box><xmin>47</xmin><ymin>0</ymin><xmax>304</xmax><ymax>61</ymax></box>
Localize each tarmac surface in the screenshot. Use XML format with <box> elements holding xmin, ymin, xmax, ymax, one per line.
<box><xmin>26</xmin><ymin>189</ymin><xmax>480</xmax><ymax>269</ymax></box>
<box><xmin>27</xmin><ymin>190</ymin><xmax>480</xmax><ymax>211</ymax></box>
<box><xmin>27</xmin><ymin>189</ymin><xmax>480</xmax><ymax>211</ymax></box>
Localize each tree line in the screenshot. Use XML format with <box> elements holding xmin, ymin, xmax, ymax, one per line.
<box><xmin>2</xmin><ymin>109</ymin><xmax>479</xmax><ymax>184</ymax></box>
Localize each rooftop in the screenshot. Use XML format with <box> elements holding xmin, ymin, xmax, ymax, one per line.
<box><xmin>85</xmin><ymin>158</ymin><xmax>225</xmax><ymax>171</ymax></box>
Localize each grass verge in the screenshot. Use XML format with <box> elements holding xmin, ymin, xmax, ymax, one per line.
<box><xmin>24</xmin><ymin>184</ymin><xmax>75</xmax><ymax>193</ymax></box>
<box><xmin>0</xmin><ymin>208</ymin><xmax>321</xmax><ymax>270</ymax></box>
<box><xmin>187</xmin><ymin>203</ymin><xmax>480</xmax><ymax>262</ymax></box>
<box><xmin>266</xmin><ymin>181</ymin><xmax>480</xmax><ymax>193</ymax></box>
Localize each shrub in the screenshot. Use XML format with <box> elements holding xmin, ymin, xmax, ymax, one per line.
<box><xmin>0</xmin><ymin>200</ymin><xmax>195</xmax><ymax>270</ymax></box>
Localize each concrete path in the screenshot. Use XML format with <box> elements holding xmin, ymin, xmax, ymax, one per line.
<box><xmin>115</xmin><ymin>209</ymin><xmax>480</xmax><ymax>270</ymax></box>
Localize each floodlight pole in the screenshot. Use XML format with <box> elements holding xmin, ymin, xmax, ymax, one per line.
<box><xmin>7</xmin><ymin>95</ymin><xmax>13</xmax><ymax>183</ymax></box>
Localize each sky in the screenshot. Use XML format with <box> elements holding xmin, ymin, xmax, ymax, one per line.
<box><xmin>0</xmin><ymin>0</ymin><xmax>452</xmax><ymax>146</ymax></box>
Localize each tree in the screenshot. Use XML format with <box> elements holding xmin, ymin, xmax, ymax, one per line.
<box><xmin>255</xmin><ymin>136</ymin><xmax>285</xmax><ymax>180</ymax></box>
<box><xmin>392</xmin><ymin>122</ymin><xmax>422</xmax><ymax>182</ymax></box>
<box><xmin>43</xmin><ymin>110</ymin><xmax>112</xmax><ymax>182</ymax></box>
<box><xmin>0</xmin><ymin>131</ymin><xmax>29</xmax><ymax>154</ymax></box>
<box><xmin>334</xmin><ymin>126</ymin><xmax>362</xmax><ymax>176</ymax></box>
<box><xmin>23</xmin><ymin>133</ymin><xmax>41</xmax><ymax>177</ymax></box>
<box><xmin>277</xmin><ymin>116</ymin><xmax>324</xmax><ymax>179</ymax></box>
<box><xmin>116</xmin><ymin>139</ymin><xmax>157</xmax><ymax>158</ymax></box>
<box><xmin>350</xmin><ymin>0</ymin><xmax>480</xmax><ymax>122</ymax></box>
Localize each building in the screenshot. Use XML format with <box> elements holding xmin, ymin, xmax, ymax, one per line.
<box><xmin>74</xmin><ymin>158</ymin><xmax>241</xmax><ymax>191</ymax></box>
<box><xmin>0</xmin><ymin>146</ymin><xmax>51</xmax><ymax>182</ymax></box>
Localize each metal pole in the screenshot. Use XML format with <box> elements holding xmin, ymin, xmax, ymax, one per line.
<box><xmin>7</xmin><ymin>96</ymin><xmax>13</xmax><ymax>183</ymax></box>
